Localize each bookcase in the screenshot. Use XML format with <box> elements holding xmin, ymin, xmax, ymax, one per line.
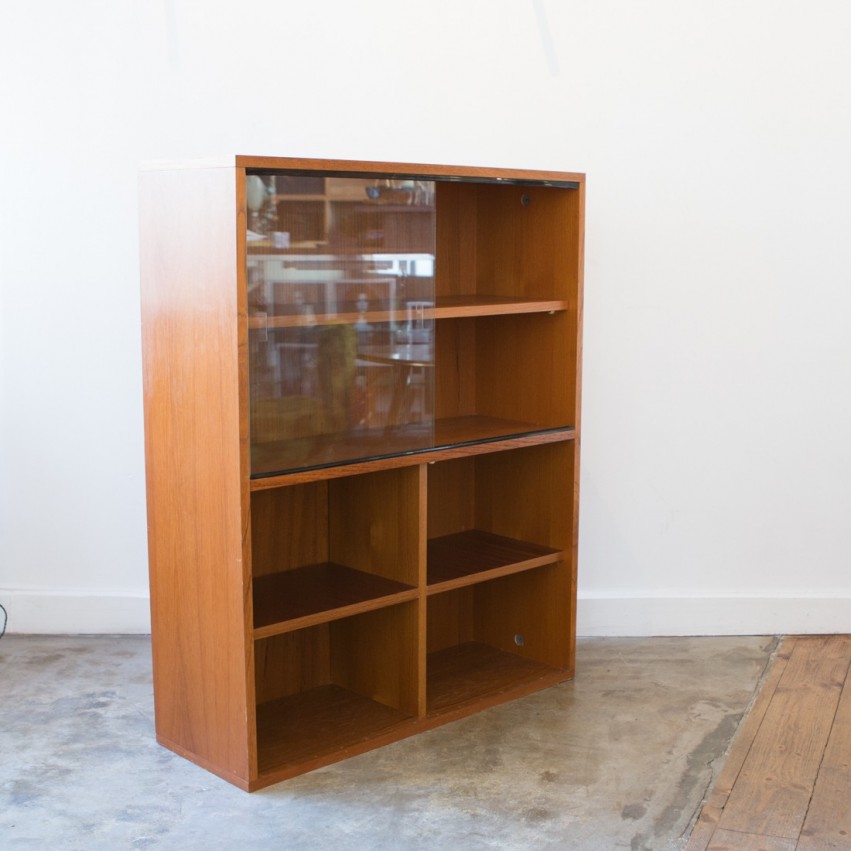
<box><xmin>139</xmin><ymin>156</ymin><xmax>584</xmax><ymax>790</ymax></box>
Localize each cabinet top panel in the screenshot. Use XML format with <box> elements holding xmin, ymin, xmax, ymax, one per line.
<box><xmin>141</xmin><ymin>156</ymin><xmax>583</xmax><ymax>187</ymax></box>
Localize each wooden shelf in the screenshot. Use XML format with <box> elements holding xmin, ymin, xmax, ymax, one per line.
<box><xmin>256</xmin><ymin>684</ymin><xmax>413</xmax><ymax>778</ymax></box>
<box><xmin>432</xmin><ymin>295</ymin><xmax>568</xmax><ymax>318</ymax></box>
<box><xmin>427</xmin><ymin>531</ymin><xmax>562</xmax><ymax>595</ymax></box>
<box><xmin>432</xmin><ymin>416</ymin><xmax>570</xmax><ymax>450</ymax></box>
<box><xmin>427</xmin><ymin>642</ymin><xmax>562</xmax><ymax>716</ymax></box>
<box><xmin>250</xmin><ymin>416</ymin><xmax>574</xmax><ymax>485</ymax></box>
<box><xmin>253</xmin><ymin>563</ymin><xmax>417</xmax><ymax>638</ymax></box>
<box><xmin>247</xmin><ymin>295</ymin><xmax>568</xmax><ymax>330</ymax></box>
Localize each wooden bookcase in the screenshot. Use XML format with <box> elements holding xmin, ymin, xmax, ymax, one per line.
<box><xmin>139</xmin><ymin>157</ymin><xmax>584</xmax><ymax>790</ymax></box>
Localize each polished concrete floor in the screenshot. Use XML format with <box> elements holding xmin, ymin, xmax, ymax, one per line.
<box><xmin>1</xmin><ymin>635</ymin><xmax>777</xmax><ymax>850</ymax></box>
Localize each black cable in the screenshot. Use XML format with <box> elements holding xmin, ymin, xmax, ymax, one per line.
<box><xmin>0</xmin><ymin>603</ymin><xmax>6</xmax><ymax>639</ymax></box>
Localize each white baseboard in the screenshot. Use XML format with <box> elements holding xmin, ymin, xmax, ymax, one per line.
<box><xmin>0</xmin><ymin>588</ymin><xmax>151</xmax><ymax>635</ymax></box>
<box><xmin>2</xmin><ymin>588</ymin><xmax>848</xmax><ymax>637</ymax></box>
<box><xmin>578</xmin><ymin>592</ymin><xmax>851</xmax><ymax>637</ymax></box>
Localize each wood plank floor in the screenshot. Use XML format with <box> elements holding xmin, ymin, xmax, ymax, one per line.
<box><xmin>687</xmin><ymin>635</ymin><xmax>851</xmax><ymax>850</ymax></box>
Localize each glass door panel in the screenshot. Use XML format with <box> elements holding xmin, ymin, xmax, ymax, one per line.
<box><xmin>247</xmin><ymin>173</ymin><xmax>436</xmax><ymax>477</ymax></box>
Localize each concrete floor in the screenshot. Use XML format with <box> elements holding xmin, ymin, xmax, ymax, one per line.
<box><xmin>0</xmin><ymin>635</ymin><xmax>777</xmax><ymax>850</ymax></box>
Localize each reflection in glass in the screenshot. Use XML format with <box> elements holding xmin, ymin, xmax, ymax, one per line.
<box><xmin>247</xmin><ymin>174</ymin><xmax>436</xmax><ymax>477</ymax></box>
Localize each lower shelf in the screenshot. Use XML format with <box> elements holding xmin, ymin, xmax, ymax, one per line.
<box><xmin>427</xmin><ymin>641</ymin><xmax>563</xmax><ymax>716</ymax></box>
<box><xmin>427</xmin><ymin>530</ymin><xmax>561</xmax><ymax>593</ymax></box>
<box><xmin>252</xmin><ymin>643</ymin><xmax>571</xmax><ymax>785</ymax></box>
<box><xmin>256</xmin><ymin>684</ymin><xmax>413</xmax><ymax>776</ymax></box>
<box><xmin>253</xmin><ymin>563</ymin><xmax>416</xmax><ymax>638</ymax></box>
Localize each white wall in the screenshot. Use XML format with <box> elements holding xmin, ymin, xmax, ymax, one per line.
<box><xmin>2</xmin><ymin>0</ymin><xmax>851</xmax><ymax>636</ymax></box>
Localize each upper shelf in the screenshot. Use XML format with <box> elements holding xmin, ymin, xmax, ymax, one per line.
<box><xmin>248</xmin><ymin>295</ymin><xmax>569</xmax><ymax>330</ymax></box>
<box><xmin>250</xmin><ymin>416</ymin><xmax>575</xmax><ymax>488</ymax></box>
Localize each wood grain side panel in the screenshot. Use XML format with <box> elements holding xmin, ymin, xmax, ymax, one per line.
<box><xmin>139</xmin><ymin>165</ymin><xmax>252</xmax><ymax>782</ymax></box>
<box><xmin>568</xmin><ymin>186</ymin><xmax>584</xmax><ymax>668</ymax></box>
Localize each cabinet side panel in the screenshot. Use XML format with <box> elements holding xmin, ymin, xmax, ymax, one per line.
<box><xmin>139</xmin><ymin>166</ymin><xmax>251</xmax><ymax>781</ymax></box>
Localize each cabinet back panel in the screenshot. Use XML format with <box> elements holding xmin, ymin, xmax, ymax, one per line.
<box><xmin>331</xmin><ymin>603</ymin><xmax>420</xmax><ymax>716</ymax></box>
<box><xmin>426</xmin><ymin>565</ymin><xmax>571</xmax><ymax>670</ymax></box>
<box><xmin>435</xmin><ymin>181</ymin><xmax>580</xmax><ymax>303</ymax></box>
<box><xmin>474</xmin><ymin>183</ymin><xmax>578</xmax><ymax>301</ymax></box>
<box><xmin>426</xmin><ymin>589</ymin><xmax>476</xmax><ymax>654</ymax></box>
<box><xmin>250</xmin><ymin>483</ymin><xmax>329</xmax><ymax>577</ymax></box>
<box><xmin>434</xmin><ymin>318</ymin><xmax>477</xmax><ymax>420</ymax></box>
<box><xmin>473</xmin><ymin>444</ymin><xmax>574</xmax><ymax>550</ymax></box>
<box><xmin>328</xmin><ymin>467</ymin><xmax>421</xmax><ymax>586</ymax></box>
<box><xmin>475</xmin><ymin>564</ymin><xmax>572</xmax><ymax>670</ymax></box>
<box><xmin>255</xmin><ymin>603</ymin><xmax>420</xmax><ymax>715</ymax></box>
<box><xmin>255</xmin><ymin>626</ymin><xmax>331</xmax><ymax>705</ymax></box>
<box><xmin>475</xmin><ymin>314</ymin><xmax>574</xmax><ymax>426</ymax></box>
<box><xmin>427</xmin><ymin>457</ymin><xmax>476</xmax><ymax>539</ymax></box>
<box><xmin>435</xmin><ymin>182</ymin><xmax>478</xmax><ymax>299</ymax></box>
<box><xmin>435</xmin><ymin>314</ymin><xmax>574</xmax><ymax>425</ymax></box>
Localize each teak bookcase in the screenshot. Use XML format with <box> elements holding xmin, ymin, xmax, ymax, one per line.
<box><xmin>139</xmin><ymin>157</ymin><xmax>584</xmax><ymax>790</ymax></box>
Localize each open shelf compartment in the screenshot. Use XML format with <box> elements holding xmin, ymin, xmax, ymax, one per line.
<box><xmin>251</xmin><ymin>466</ymin><xmax>421</xmax><ymax>638</ymax></box>
<box><xmin>426</xmin><ymin>563</ymin><xmax>572</xmax><ymax>717</ymax></box>
<box><xmin>255</xmin><ymin>601</ymin><xmax>420</xmax><ymax>780</ymax></box>
<box><xmin>434</xmin><ymin>312</ymin><xmax>576</xmax><ymax>437</ymax></box>
<box><xmin>426</xmin><ymin>442</ymin><xmax>573</xmax><ymax>592</ymax></box>
<box><xmin>435</xmin><ymin>180</ymin><xmax>581</xmax><ymax>305</ymax></box>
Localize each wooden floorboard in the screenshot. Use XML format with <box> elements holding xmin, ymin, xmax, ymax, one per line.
<box><xmin>687</xmin><ymin>635</ymin><xmax>851</xmax><ymax>851</ymax></box>
<box><xmin>797</xmin><ymin>659</ymin><xmax>851</xmax><ymax>850</ymax></box>
<box><xmin>707</xmin><ymin>828</ymin><xmax>797</xmax><ymax>851</ymax></box>
<box><xmin>687</xmin><ymin>639</ymin><xmax>795</xmax><ymax>851</ymax></box>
